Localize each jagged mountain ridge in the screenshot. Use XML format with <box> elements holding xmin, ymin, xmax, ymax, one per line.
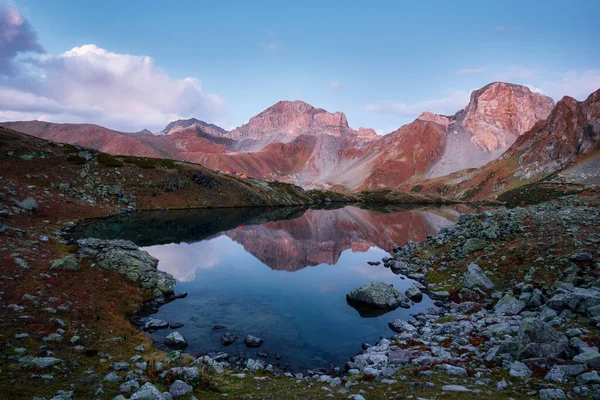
<box><xmin>0</xmin><ymin>82</ymin><xmax>556</xmax><ymax>191</ymax></box>
<box><xmin>409</xmin><ymin>88</ymin><xmax>600</xmax><ymax>201</ymax></box>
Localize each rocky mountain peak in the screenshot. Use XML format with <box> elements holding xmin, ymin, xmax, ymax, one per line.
<box><xmin>462</xmin><ymin>82</ymin><xmax>555</xmax><ymax>152</ymax></box>
<box><xmin>228</xmin><ymin>100</ymin><xmax>353</xmax><ymax>141</ymax></box>
<box><xmin>417</xmin><ymin>112</ymin><xmax>451</xmax><ymax>127</ymax></box>
<box><xmin>159</xmin><ymin>118</ymin><xmax>227</xmax><ymax>136</ymax></box>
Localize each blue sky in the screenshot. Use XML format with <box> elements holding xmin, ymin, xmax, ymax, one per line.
<box><xmin>1</xmin><ymin>0</ymin><xmax>599</xmax><ymax>133</ymax></box>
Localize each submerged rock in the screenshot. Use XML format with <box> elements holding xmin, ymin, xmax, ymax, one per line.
<box><xmin>77</xmin><ymin>238</ymin><xmax>175</xmax><ymax>295</ymax></box>
<box><xmin>346</xmin><ymin>282</ymin><xmax>409</xmax><ymax>310</ymax></box>
<box><xmin>244</xmin><ymin>335</ymin><xmax>264</xmax><ymax>348</ymax></box>
<box><xmin>221</xmin><ymin>332</ymin><xmax>237</xmax><ymax>346</ymax></box>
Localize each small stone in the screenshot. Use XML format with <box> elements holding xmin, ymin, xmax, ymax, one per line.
<box><xmin>18</xmin><ymin>197</ymin><xmax>39</xmax><ymax>212</ymax></box>
<box><xmin>130</xmin><ymin>382</ymin><xmax>165</xmax><ymax>400</ymax></box>
<box><xmin>442</xmin><ymin>385</ymin><xmax>470</xmax><ymax>392</ymax></box>
<box><xmin>577</xmin><ymin>370</ymin><xmax>600</xmax><ymax>385</ymax></box>
<box><xmin>539</xmin><ymin>388</ymin><xmax>566</xmax><ymax>399</ymax></box>
<box><xmin>30</xmin><ymin>357</ymin><xmax>62</xmax><ymax>369</ymax></box>
<box><xmin>50</xmin><ymin>255</ymin><xmax>80</xmax><ymax>271</ymax></box>
<box><xmin>494</xmin><ymin>294</ymin><xmax>525</xmax><ymax>315</ymax></box>
<box><xmin>144</xmin><ymin>318</ymin><xmax>169</xmax><ymax>331</ymax></box>
<box><xmin>388</xmin><ymin>319</ymin><xmax>416</xmax><ymax>333</ymax></box>
<box><xmin>221</xmin><ymin>332</ymin><xmax>237</xmax><ymax>346</ymax></box>
<box><xmin>169</xmin><ymin>380</ymin><xmax>193</xmax><ymax>398</ymax></box>
<box><xmin>509</xmin><ymin>361</ymin><xmax>531</xmax><ymax>378</ymax></box>
<box><xmin>405</xmin><ymin>285</ymin><xmax>423</xmax><ymax>302</ymax></box>
<box><xmin>244</xmin><ymin>335</ymin><xmax>264</xmax><ymax>348</ymax></box>
<box><xmin>164</xmin><ymin>332</ymin><xmax>187</xmax><ymax>349</ymax></box>
<box><xmin>571</xmin><ymin>252</ymin><xmax>593</xmax><ymax>261</ymax></box>
<box><xmin>461</xmin><ymin>263</ymin><xmax>495</xmax><ymax>291</ymax></box>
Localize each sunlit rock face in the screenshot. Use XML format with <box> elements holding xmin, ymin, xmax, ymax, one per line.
<box><xmin>462</xmin><ymin>82</ymin><xmax>555</xmax><ymax>152</ymax></box>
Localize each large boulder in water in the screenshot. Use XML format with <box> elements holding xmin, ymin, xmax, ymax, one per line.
<box><xmin>346</xmin><ymin>282</ymin><xmax>409</xmax><ymax>313</ymax></box>
<box><xmin>77</xmin><ymin>238</ymin><xmax>175</xmax><ymax>296</ymax></box>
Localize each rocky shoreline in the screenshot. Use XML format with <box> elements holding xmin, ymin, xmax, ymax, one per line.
<box><xmin>342</xmin><ymin>194</ymin><xmax>600</xmax><ymax>399</ymax></box>
<box><xmin>66</xmin><ymin>194</ymin><xmax>599</xmax><ymax>400</ymax></box>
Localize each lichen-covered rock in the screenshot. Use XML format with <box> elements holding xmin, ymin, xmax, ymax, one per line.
<box><xmin>77</xmin><ymin>238</ymin><xmax>175</xmax><ymax>295</ymax></box>
<box><xmin>50</xmin><ymin>255</ymin><xmax>80</xmax><ymax>271</ymax></box>
<box><xmin>461</xmin><ymin>263</ymin><xmax>495</xmax><ymax>291</ymax></box>
<box><xmin>346</xmin><ymin>282</ymin><xmax>409</xmax><ymax>310</ymax></box>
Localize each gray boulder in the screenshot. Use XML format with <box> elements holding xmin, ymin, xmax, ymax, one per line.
<box><xmin>346</xmin><ymin>282</ymin><xmax>409</xmax><ymax>310</ymax></box>
<box><xmin>169</xmin><ymin>380</ymin><xmax>193</xmax><ymax>398</ymax></box>
<box><xmin>164</xmin><ymin>332</ymin><xmax>187</xmax><ymax>349</ymax></box>
<box><xmin>144</xmin><ymin>318</ymin><xmax>169</xmax><ymax>331</ymax></box>
<box><xmin>508</xmin><ymin>361</ymin><xmax>531</xmax><ymax>378</ymax></box>
<box><xmin>494</xmin><ymin>294</ymin><xmax>526</xmax><ymax>315</ymax></box>
<box><xmin>544</xmin><ymin>364</ymin><xmax>586</xmax><ymax>383</ymax></box>
<box><xmin>500</xmin><ymin>318</ymin><xmax>570</xmax><ymax>360</ymax></box>
<box><xmin>18</xmin><ymin>197</ymin><xmax>38</xmax><ymax>212</ymax></box>
<box><xmin>405</xmin><ymin>285</ymin><xmax>423</xmax><ymax>302</ymax></box>
<box><xmin>539</xmin><ymin>389</ymin><xmax>566</xmax><ymax>399</ymax></box>
<box><xmin>577</xmin><ymin>370</ymin><xmax>600</xmax><ymax>384</ymax></box>
<box><xmin>462</xmin><ymin>238</ymin><xmax>486</xmax><ymax>254</ymax></box>
<box><xmin>77</xmin><ymin>238</ymin><xmax>175</xmax><ymax>296</ymax></box>
<box><xmin>130</xmin><ymin>383</ymin><xmax>165</xmax><ymax>400</ymax></box>
<box><xmin>461</xmin><ymin>263</ymin><xmax>495</xmax><ymax>291</ymax></box>
<box><xmin>50</xmin><ymin>255</ymin><xmax>80</xmax><ymax>271</ymax></box>
<box><xmin>388</xmin><ymin>319</ymin><xmax>417</xmax><ymax>333</ymax></box>
<box><xmin>30</xmin><ymin>357</ymin><xmax>62</xmax><ymax>369</ymax></box>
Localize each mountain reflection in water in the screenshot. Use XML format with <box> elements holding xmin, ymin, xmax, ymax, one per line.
<box><xmin>72</xmin><ymin>204</ymin><xmax>474</xmax><ymax>369</ymax></box>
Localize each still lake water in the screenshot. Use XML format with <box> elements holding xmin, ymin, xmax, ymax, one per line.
<box><xmin>73</xmin><ymin>204</ymin><xmax>466</xmax><ymax>370</ymax></box>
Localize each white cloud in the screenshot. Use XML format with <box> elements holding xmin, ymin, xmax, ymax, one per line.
<box><xmin>0</xmin><ymin>43</ymin><xmax>225</xmax><ymax>131</ymax></box>
<box><xmin>326</xmin><ymin>80</ymin><xmax>344</xmax><ymax>89</ymax></box>
<box><xmin>541</xmin><ymin>70</ymin><xmax>600</xmax><ymax>101</ymax></box>
<box><xmin>524</xmin><ymin>84</ymin><xmax>544</xmax><ymax>94</ymax></box>
<box><xmin>492</xmin><ymin>26</ymin><xmax>509</xmax><ymax>34</ymax></box>
<box><xmin>144</xmin><ymin>241</ymin><xmax>221</xmax><ymax>282</ymax></box>
<box><xmin>363</xmin><ymin>90</ymin><xmax>470</xmax><ymax>117</ymax></box>
<box><xmin>455</xmin><ymin>66</ymin><xmax>489</xmax><ymax>76</ymax></box>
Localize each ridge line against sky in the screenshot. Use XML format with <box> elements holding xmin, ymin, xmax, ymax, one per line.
<box><xmin>0</xmin><ymin>0</ymin><xmax>599</xmax><ymax>134</ymax></box>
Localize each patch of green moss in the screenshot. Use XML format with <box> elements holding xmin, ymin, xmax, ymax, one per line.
<box><xmin>98</xmin><ymin>152</ymin><xmax>124</xmax><ymax>167</ymax></box>
<box><xmin>123</xmin><ymin>156</ymin><xmax>179</xmax><ymax>169</ymax></box>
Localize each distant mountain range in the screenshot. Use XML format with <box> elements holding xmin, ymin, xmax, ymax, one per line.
<box><xmin>2</xmin><ymin>82</ymin><xmax>598</xmax><ymax>200</ymax></box>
